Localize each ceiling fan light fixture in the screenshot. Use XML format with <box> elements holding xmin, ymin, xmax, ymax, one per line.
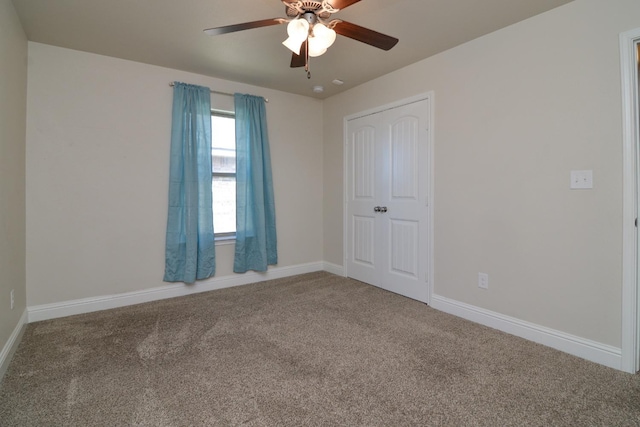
<box><xmin>203</xmin><ymin>1</ymin><xmax>399</xmax><ymax>77</ymax></box>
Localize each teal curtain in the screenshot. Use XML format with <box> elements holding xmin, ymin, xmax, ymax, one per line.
<box><xmin>164</xmin><ymin>82</ymin><xmax>216</xmax><ymax>283</ymax></box>
<box><xmin>234</xmin><ymin>93</ymin><xmax>278</xmax><ymax>273</ymax></box>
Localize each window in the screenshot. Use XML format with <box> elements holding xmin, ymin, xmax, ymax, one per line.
<box><xmin>211</xmin><ymin>111</ymin><xmax>236</xmax><ymax>239</ymax></box>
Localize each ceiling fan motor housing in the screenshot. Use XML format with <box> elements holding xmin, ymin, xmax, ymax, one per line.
<box><xmin>285</xmin><ymin>1</ymin><xmax>336</xmax><ymax>19</ymax></box>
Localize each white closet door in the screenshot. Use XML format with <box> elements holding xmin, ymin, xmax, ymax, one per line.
<box><xmin>346</xmin><ymin>98</ymin><xmax>430</xmax><ymax>303</ymax></box>
<box><xmin>346</xmin><ymin>112</ymin><xmax>381</xmax><ymax>286</ymax></box>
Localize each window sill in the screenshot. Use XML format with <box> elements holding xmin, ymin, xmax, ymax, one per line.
<box><xmin>215</xmin><ymin>236</ymin><xmax>236</xmax><ymax>246</ymax></box>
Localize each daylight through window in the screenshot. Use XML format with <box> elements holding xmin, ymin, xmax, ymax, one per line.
<box><xmin>211</xmin><ymin>112</ymin><xmax>236</xmax><ymax>238</ymax></box>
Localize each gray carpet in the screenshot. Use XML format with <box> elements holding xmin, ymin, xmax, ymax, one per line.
<box><xmin>1</xmin><ymin>271</ymin><xmax>639</xmax><ymax>426</ymax></box>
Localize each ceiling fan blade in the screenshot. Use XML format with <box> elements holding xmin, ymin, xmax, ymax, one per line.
<box><xmin>290</xmin><ymin>41</ymin><xmax>307</xmax><ymax>68</ymax></box>
<box><xmin>326</xmin><ymin>0</ymin><xmax>361</xmax><ymax>10</ymax></box>
<box><xmin>333</xmin><ymin>20</ymin><xmax>398</xmax><ymax>50</ymax></box>
<box><xmin>204</xmin><ymin>18</ymin><xmax>284</xmax><ymax>36</ymax></box>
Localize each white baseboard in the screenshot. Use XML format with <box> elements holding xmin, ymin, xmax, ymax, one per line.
<box><xmin>0</xmin><ymin>309</ymin><xmax>28</xmax><ymax>382</ymax></box>
<box><xmin>28</xmin><ymin>262</ymin><xmax>328</xmax><ymax>323</ymax></box>
<box><xmin>323</xmin><ymin>261</ymin><xmax>345</xmax><ymax>276</ymax></box>
<box><xmin>430</xmin><ymin>294</ymin><xmax>622</xmax><ymax>370</ymax></box>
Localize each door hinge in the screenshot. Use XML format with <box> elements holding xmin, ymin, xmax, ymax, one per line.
<box><xmin>636</xmin><ymin>218</ymin><xmax>638</xmax><ymax>227</ymax></box>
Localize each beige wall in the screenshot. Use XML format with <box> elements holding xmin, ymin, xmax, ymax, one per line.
<box><xmin>0</xmin><ymin>0</ymin><xmax>27</xmax><ymax>356</ymax></box>
<box><xmin>26</xmin><ymin>42</ymin><xmax>324</xmax><ymax>306</ymax></box>
<box><xmin>323</xmin><ymin>0</ymin><xmax>640</xmax><ymax>347</ymax></box>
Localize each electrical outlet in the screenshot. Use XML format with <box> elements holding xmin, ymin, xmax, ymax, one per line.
<box><xmin>478</xmin><ymin>273</ymin><xmax>489</xmax><ymax>290</ymax></box>
<box><xmin>570</xmin><ymin>170</ymin><xmax>593</xmax><ymax>189</ymax></box>
<box><xmin>10</xmin><ymin>289</ymin><xmax>14</xmax><ymax>310</ymax></box>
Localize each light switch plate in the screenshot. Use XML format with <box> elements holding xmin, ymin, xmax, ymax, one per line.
<box><xmin>570</xmin><ymin>170</ymin><xmax>593</xmax><ymax>189</ymax></box>
<box><xmin>478</xmin><ymin>273</ymin><xmax>489</xmax><ymax>289</ymax></box>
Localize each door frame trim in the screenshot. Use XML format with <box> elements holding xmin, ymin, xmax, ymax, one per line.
<box><xmin>342</xmin><ymin>92</ymin><xmax>435</xmax><ymax>305</ymax></box>
<box><xmin>620</xmin><ymin>27</ymin><xmax>640</xmax><ymax>373</ymax></box>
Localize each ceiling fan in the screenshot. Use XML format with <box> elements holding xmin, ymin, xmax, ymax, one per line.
<box><xmin>203</xmin><ymin>0</ymin><xmax>399</xmax><ymax>78</ymax></box>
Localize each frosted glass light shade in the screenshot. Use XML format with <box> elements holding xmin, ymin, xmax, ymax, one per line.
<box><xmin>287</xmin><ymin>18</ymin><xmax>309</xmax><ymax>39</ymax></box>
<box><xmin>312</xmin><ymin>23</ymin><xmax>336</xmax><ymax>49</ymax></box>
<box><xmin>283</xmin><ymin>36</ymin><xmax>305</xmax><ymax>55</ymax></box>
<box><xmin>308</xmin><ymin>36</ymin><xmax>327</xmax><ymax>57</ymax></box>
<box><xmin>283</xmin><ymin>18</ymin><xmax>309</xmax><ymax>54</ymax></box>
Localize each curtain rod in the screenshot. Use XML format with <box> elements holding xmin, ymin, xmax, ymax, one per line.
<box><xmin>168</xmin><ymin>82</ymin><xmax>268</xmax><ymax>103</ymax></box>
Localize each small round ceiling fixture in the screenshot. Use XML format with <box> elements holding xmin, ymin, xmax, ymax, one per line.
<box><xmin>313</xmin><ymin>85</ymin><xmax>324</xmax><ymax>93</ymax></box>
<box><xmin>332</xmin><ymin>79</ymin><xmax>344</xmax><ymax>85</ymax></box>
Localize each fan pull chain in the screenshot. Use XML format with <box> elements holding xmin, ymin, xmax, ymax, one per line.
<box><xmin>305</xmin><ymin>38</ymin><xmax>311</xmax><ymax>79</ymax></box>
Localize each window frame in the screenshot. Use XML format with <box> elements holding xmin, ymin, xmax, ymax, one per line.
<box><xmin>211</xmin><ymin>109</ymin><xmax>236</xmax><ymax>241</ymax></box>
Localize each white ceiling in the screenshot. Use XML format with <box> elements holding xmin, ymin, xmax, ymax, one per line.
<box><xmin>12</xmin><ymin>0</ymin><xmax>573</xmax><ymax>99</ymax></box>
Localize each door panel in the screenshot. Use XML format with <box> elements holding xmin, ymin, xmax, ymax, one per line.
<box><xmin>389</xmin><ymin>219</ymin><xmax>419</xmax><ymax>278</ymax></box>
<box><xmin>353</xmin><ymin>215</ymin><xmax>375</xmax><ymax>266</ymax></box>
<box><xmin>353</xmin><ymin>126</ymin><xmax>376</xmax><ymax>200</ymax></box>
<box><xmin>391</xmin><ymin>117</ymin><xmax>419</xmax><ymax>200</ymax></box>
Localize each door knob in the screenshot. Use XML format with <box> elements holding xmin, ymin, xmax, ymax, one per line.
<box><xmin>380</xmin><ymin>206</ymin><xmax>388</xmax><ymax>213</ymax></box>
<box><xmin>373</xmin><ymin>206</ymin><xmax>381</xmax><ymax>212</ymax></box>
